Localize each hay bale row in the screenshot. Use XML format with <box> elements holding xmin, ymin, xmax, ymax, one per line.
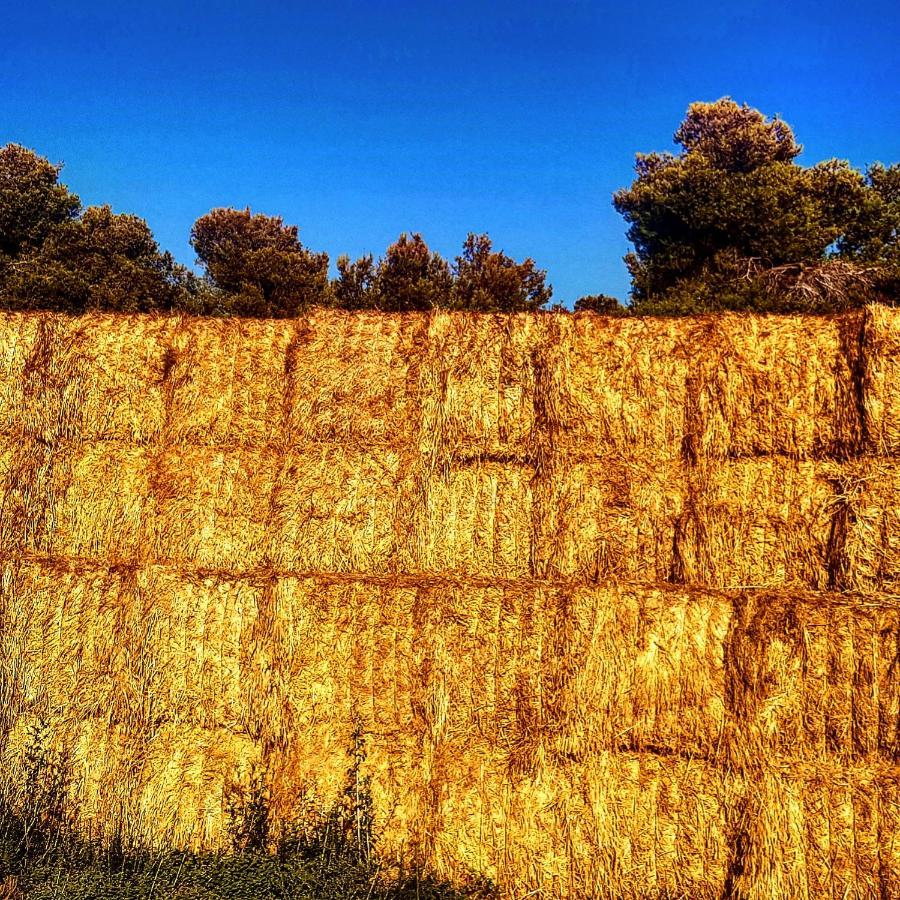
<box><xmin>2</xmin><ymin>562</ymin><xmax>900</xmax><ymax>893</ymax></box>
<box><xmin>5</xmin><ymin>438</ymin><xmax>900</xmax><ymax>591</ymax></box>
<box><xmin>0</xmin><ymin>561</ymin><xmax>727</xmax><ymax>760</ymax></box>
<box><xmin>427</xmin><ymin>753</ymin><xmax>900</xmax><ymax>900</ymax></box>
<box><xmin>3</xmin><ymin>560</ymin><xmax>898</xmax><ymax>774</ymax></box>
<box><xmin>2</xmin><ymin>307</ymin><xmax>897</xmax><ymax>461</ymax></box>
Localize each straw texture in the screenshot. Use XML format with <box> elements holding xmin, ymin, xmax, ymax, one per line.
<box><xmin>0</xmin><ymin>305</ymin><xmax>899</xmax><ymax>898</ymax></box>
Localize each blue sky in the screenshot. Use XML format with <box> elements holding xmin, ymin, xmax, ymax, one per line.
<box><xmin>3</xmin><ymin>1</ymin><xmax>899</xmax><ymax>304</ymax></box>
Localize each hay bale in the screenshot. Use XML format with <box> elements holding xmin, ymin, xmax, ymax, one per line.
<box><xmin>725</xmin><ymin>591</ymin><xmax>900</xmax><ymax>764</ymax></box>
<box><xmin>0</xmin><ymin>439</ymin><xmax>55</xmax><ymax>553</ymax></box>
<box><xmin>674</xmin><ymin>459</ymin><xmax>839</xmax><ymax>589</ymax></box>
<box><xmin>730</xmin><ymin>760</ymin><xmax>900</xmax><ymax>900</ymax></box>
<box><xmin>533</xmin><ymin>454</ymin><xmax>685</xmax><ymax>582</ymax></box>
<box><xmin>1</xmin><ymin>716</ymin><xmax>261</xmax><ymax>852</ymax></box>
<box><xmin>134</xmin><ymin>723</ymin><xmax>261</xmax><ymax>851</ymax></box>
<box><xmin>17</xmin><ymin>314</ymin><xmax>174</xmax><ymax>445</ymax></box>
<box><xmin>0</xmin><ymin>312</ymin><xmax>39</xmax><ymax>437</ymax></box>
<box><xmin>286</xmin><ymin>311</ymin><xmax>428</xmax><ymax>448</ymax></box>
<box><xmin>418</xmin><ymin>461</ymin><xmax>533</xmax><ymax>577</ymax></box>
<box><xmin>165</xmin><ymin>316</ymin><xmax>294</xmax><ymax>447</ymax></box>
<box><xmin>0</xmin><ymin>560</ymin><xmax>148</xmax><ymax>733</ymax></box>
<box><xmin>432</xmin><ymin>752</ymin><xmax>729</xmax><ymax>899</ymax></box>
<box><xmin>47</xmin><ymin>441</ymin><xmax>153</xmax><ymax>562</ymax></box>
<box><xmin>832</xmin><ymin>459</ymin><xmax>900</xmax><ymax>593</ymax></box>
<box><xmin>268</xmin><ymin>445</ymin><xmax>418</xmax><ymax>573</ymax></box>
<box><xmin>151</xmin><ymin>446</ymin><xmax>279</xmax><ymax>570</ymax></box>
<box><xmin>684</xmin><ymin>312</ymin><xmax>862</xmax><ymax>461</ymax></box>
<box><xmin>862</xmin><ymin>304</ymin><xmax>900</xmax><ymax>454</ymax></box>
<box><xmin>421</xmin><ymin>313</ymin><xmax>543</xmax><ymax>461</ymax></box>
<box><xmin>549</xmin><ymin>313</ymin><xmax>701</xmax><ymax>458</ymax></box>
<box><xmin>542</xmin><ymin>584</ymin><xmax>730</xmax><ymax>760</ymax></box>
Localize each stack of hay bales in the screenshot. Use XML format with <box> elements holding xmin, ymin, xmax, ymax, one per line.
<box><xmin>0</xmin><ymin>305</ymin><xmax>898</xmax><ymax>897</ymax></box>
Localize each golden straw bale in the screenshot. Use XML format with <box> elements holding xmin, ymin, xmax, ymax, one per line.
<box><xmin>18</xmin><ymin>314</ymin><xmax>174</xmax><ymax>444</ymax></box>
<box><xmin>150</xmin><ymin>446</ymin><xmax>279</xmax><ymax>570</ymax></box>
<box><xmin>862</xmin><ymin>303</ymin><xmax>900</xmax><ymax>454</ymax></box>
<box><xmin>63</xmin><ymin>314</ymin><xmax>175</xmax><ymax>443</ymax></box>
<box><xmin>548</xmin><ymin>313</ymin><xmax>702</xmax><ymax>458</ymax></box>
<box><xmin>135</xmin><ymin>723</ymin><xmax>261</xmax><ymax>851</ymax></box>
<box><xmin>832</xmin><ymin>459</ymin><xmax>900</xmax><ymax>593</ymax></box>
<box><xmin>421</xmin><ymin>313</ymin><xmax>543</xmax><ymax>461</ymax></box>
<box><xmin>725</xmin><ymin>591</ymin><xmax>900</xmax><ymax>764</ymax></box>
<box><xmin>0</xmin><ymin>560</ymin><xmax>151</xmax><ymax>732</ymax></box>
<box><xmin>533</xmin><ymin>454</ymin><xmax>685</xmax><ymax>582</ymax></box>
<box><xmin>286</xmin><ymin>311</ymin><xmax>428</xmax><ymax>448</ymax></box>
<box><xmin>731</xmin><ymin>760</ymin><xmax>900</xmax><ymax>900</ymax></box>
<box><xmin>135</xmin><ymin>567</ymin><xmax>264</xmax><ymax>733</ymax></box>
<box><xmin>684</xmin><ymin>312</ymin><xmax>862</xmax><ymax>461</ymax></box>
<box><xmin>432</xmin><ymin>753</ymin><xmax>729</xmax><ymax>899</ymax></box>
<box><xmin>543</xmin><ymin>584</ymin><xmax>730</xmax><ymax>760</ymax></box>
<box><xmin>268</xmin><ymin>445</ymin><xmax>418</xmax><ymax>573</ymax></box>
<box><xmin>418</xmin><ymin>461</ymin><xmax>533</xmax><ymax>577</ymax></box>
<box><xmin>0</xmin><ymin>714</ymin><xmax>260</xmax><ymax>852</ymax></box>
<box><xmin>0</xmin><ymin>312</ymin><xmax>39</xmax><ymax>437</ymax></box>
<box><xmin>674</xmin><ymin>458</ymin><xmax>839</xmax><ymax>589</ymax></box>
<box><xmin>165</xmin><ymin>316</ymin><xmax>294</xmax><ymax>447</ymax></box>
<box><xmin>46</xmin><ymin>441</ymin><xmax>154</xmax><ymax>562</ymax></box>
<box><xmin>0</xmin><ymin>439</ymin><xmax>55</xmax><ymax>553</ymax></box>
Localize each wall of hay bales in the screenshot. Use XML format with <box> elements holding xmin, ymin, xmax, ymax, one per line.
<box><xmin>0</xmin><ymin>305</ymin><xmax>899</xmax><ymax>898</ymax></box>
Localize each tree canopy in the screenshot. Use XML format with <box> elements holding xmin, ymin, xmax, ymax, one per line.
<box><xmin>614</xmin><ymin>98</ymin><xmax>898</xmax><ymax>313</ymax></box>
<box><xmin>452</xmin><ymin>234</ymin><xmax>551</xmax><ymax>312</ymax></box>
<box><xmin>3</xmin><ymin>205</ymin><xmax>186</xmax><ymax>313</ymax></box>
<box><xmin>1</xmin><ymin>122</ymin><xmax>897</xmax><ymax>319</ymax></box>
<box><xmin>333</xmin><ymin>233</ymin><xmax>552</xmax><ymax>312</ymax></box>
<box><xmin>0</xmin><ymin>145</ymin><xmax>193</xmax><ymax>314</ymax></box>
<box><xmin>0</xmin><ymin>144</ymin><xmax>81</xmax><ymax>262</ymax></box>
<box><xmin>190</xmin><ymin>208</ymin><xmax>330</xmax><ymax>317</ymax></box>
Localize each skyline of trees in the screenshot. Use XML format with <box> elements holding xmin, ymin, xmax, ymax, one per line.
<box><xmin>1</xmin><ymin>98</ymin><xmax>897</xmax><ymax>316</ymax></box>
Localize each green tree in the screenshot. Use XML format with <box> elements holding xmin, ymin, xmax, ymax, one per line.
<box><xmin>452</xmin><ymin>233</ymin><xmax>552</xmax><ymax>311</ymax></box>
<box><xmin>0</xmin><ymin>144</ymin><xmax>81</xmax><ymax>265</ymax></box>
<box><xmin>573</xmin><ymin>294</ymin><xmax>627</xmax><ymax>315</ymax></box>
<box><xmin>837</xmin><ymin>163</ymin><xmax>900</xmax><ymax>266</ymax></box>
<box><xmin>333</xmin><ymin>253</ymin><xmax>377</xmax><ymax>310</ymax></box>
<box><xmin>613</xmin><ymin>98</ymin><xmax>876</xmax><ymax>312</ymax></box>
<box><xmin>191</xmin><ymin>208</ymin><xmax>329</xmax><ymax>317</ymax></box>
<box><xmin>371</xmin><ymin>233</ymin><xmax>452</xmax><ymax>311</ymax></box>
<box><xmin>4</xmin><ymin>205</ymin><xmax>186</xmax><ymax>313</ymax></box>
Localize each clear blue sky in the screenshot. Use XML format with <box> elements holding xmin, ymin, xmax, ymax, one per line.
<box><xmin>3</xmin><ymin>1</ymin><xmax>899</xmax><ymax>304</ymax></box>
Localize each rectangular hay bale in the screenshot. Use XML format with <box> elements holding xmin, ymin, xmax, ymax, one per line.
<box><xmin>0</xmin><ymin>312</ymin><xmax>40</xmax><ymax>437</ymax></box>
<box><xmin>418</xmin><ymin>461</ymin><xmax>534</xmax><ymax>577</ymax></box>
<box><xmin>421</xmin><ymin>312</ymin><xmax>543</xmax><ymax>460</ymax></box>
<box><xmin>674</xmin><ymin>458</ymin><xmax>839</xmax><ymax>590</ymax></box>
<box><xmin>151</xmin><ymin>446</ymin><xmax>279</xmax><ymax>570</ymax></box>
<box><xmin>724</xmin><ymin>591</ymin><xmax>900</xmax><ymax>763</ymax></box>
<box><xmin>18</xmin><ymin>314</ymin><xmax>174</xmax><ymax>444</ymax></box>
<box><xmin>731</xmin><ymin>760</ymin><xmax>900</xmax><ymax>900</ymax></box>
<box><xmin>268</xmin><ymin>445</ymin><xmax>417</xmax><ymax>573</ymax></box>
<box><xmin>165</xmin><ymin>316</ymin><xmax>295</xmax><ymax>446</ymax></box>
<box><xmin>534</xmin><ymin>454</ymin><xmax>685</xmax><ymax>582</ymax></box>
<box><xmin>551</xmin><ymin>313</ymin><xmax>702</xmax><ymax>458</ymax></box>
<box><xmin>862</xmin><ymin>303</ymin><xmax>900</xmax><ymax>454</ymax></box>
<box><xmin>684</xmin><ymin>312</ymin><xmax>862</xmax><ymax>460</ymax></box>
<box><xmin>833</xmin><ymin>459</ymin><xmax>900</xmax><ymax>593</ymax></box>
<box><xmin>431</xmin><ymin>752</ymin><xmax>729</xmax><ymax>899</ymax></box>
<box><xmin>285</xmin><ymin>311</ymin><xmax>428</xmax><ymax>448</ymax></box>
